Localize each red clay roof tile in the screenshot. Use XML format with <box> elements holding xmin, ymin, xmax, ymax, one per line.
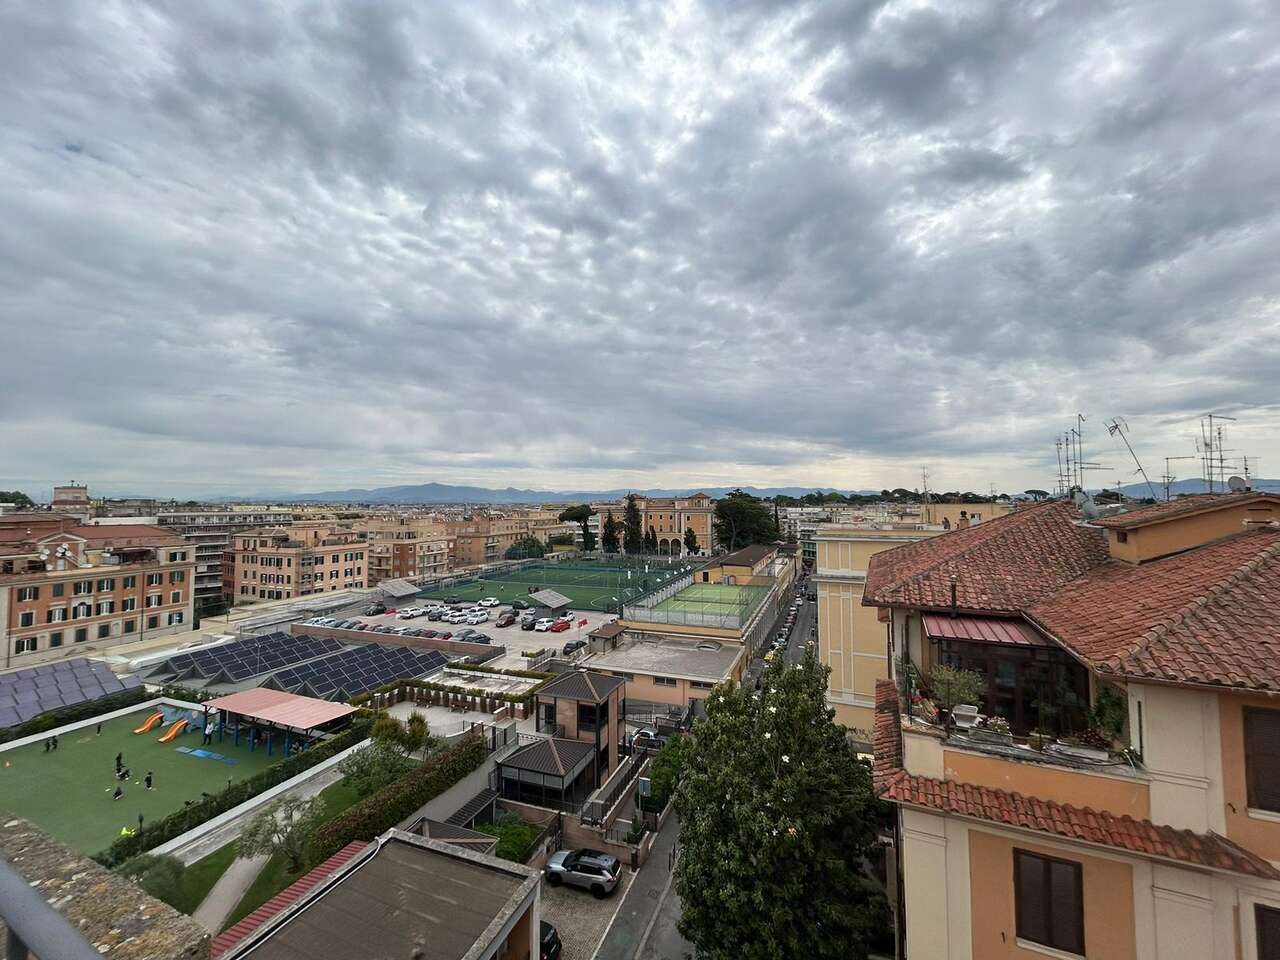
<box><xmin>1091</xmin><ymin>492</ymin><xmax>1280</xmax><ymax>529</ymax></box>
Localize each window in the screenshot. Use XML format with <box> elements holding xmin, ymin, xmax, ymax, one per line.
<box><xmin>72</xmin><ymin>602</ymin><xmax>91</xmax><ymax>619</ymax></box>
<box><xmin>46</xmin><ymin>607</ymin><xmax>66</xmax><ymax>623</ymax></box>
<box><xmin>171</xmin><ymin>591</ymin><xmax>181</xmax><ymax>604</ymax></box>
<box><xmin>170</xmin><ymin>570</ymin><xmax>185</xmax><ymax>583</ymax></box>
<box><xmin>168</xmin><ymin>611</ymin><xmax>184</xmax><ymax>626</ymax></box>
<box><xmin>146</xmin><ymin>594</ymin><xmax>161</xmax><ymax>608</ymax></box>
<box><xmin>96</xmin><ymin>600</ymin><xmax>114</xmax><ymax>615</ymax></box>
<box><xmin>146</xmin><ymin>573</ymin><xmax>162</xmax><ymax>586</ymax></box>
<box><xmin>97</xmin><ymin>623</ymin><xmax>111</xmax><ymax>639</ymax></box>
<box><xmin>52</xmin><ymin>582</ymin><xmax>64</xmax><ymax>597</ymax></box>
<box><xmin>122</xmin><ymin>620</ymin><xmax>135</xmax><ymax>635</ymax></box>
<box><xmin>1257</xmin><ymin>905</ymin><xmax>1280</xmax><ymax>960</ymax></box>
<box><xmin>49</xmin><ymin>631</ymin><xmax>62</xmax><ymax>648</ymax></box>
<box><xmin>1014</xmin><ymin>849</ymin><xmax>1084</xmax><ymax>955</ymax></box>
<box><xmin>611</xmin><ymin>671</ymin><xmax>635</xmax><ymax>681</ymax></box>
<box><xmin>691</xmin><ymin>680</ymin><xmax>715</xmax><ymax>690</ymax></box>
<box><xmin>122</xmin><ymin>576</ymin><xmax>135</xmax><ymax>589</ymax></box>
<box><xmin>18</xmin><ymin>612</ymin><xmax>34</xmax><ymax>628</ymax></box>
<box><xmin>74</xmin><ymin>580</ymin><xmax>92</xmax><ymax>595</ymax></box>
<box><xmin>168</xmin><ymin>550</ymin><xmax>187</xmax><ymax>562</ymax></box>
<box><xmin>121</xmin><ymin>597</ymin><xmax>136</xmax><ymax>612</ymax></box>
<box><xmin>74</xmin><ymin>627</ymin><xmax>88</xmax><ymax>643</ymax></box>
<box><xmin>97</xmin><ymin>578</ymin><xmax>115</xmax><ymax>592</ymax></box>
<box><xmin>146</xmin><ymin>615</ymin><xmax>159</xmax><ymax>630</ymax></box>
<box><xmin>654</xmin><ymin>676</ymin><xmax>677</xmax><ymax>687</ymax></box>
<box><xmin>13</xmin><ymin>637</ymin><xmax>36</xmax><ymax>654</ymax></box>
<box><xmin>1245</xmin><ymin>708</ymin><xmax>1280</xmax><ymax>812</ymax></box>
<box><xmin>17</xmin><ymin>586</ymin><xmax>38</xmax><ymax>602</ymax></box>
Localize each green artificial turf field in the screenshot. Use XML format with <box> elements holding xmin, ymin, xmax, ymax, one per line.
<box><xmin>418</xmin><ymin>561</ymin><xmax>686</xmax><ymax>611</ymax></box>
<box><xmin>0</xmin><ymin>708</ymin><xmax>280</xmax><ymax>855</ymax></box>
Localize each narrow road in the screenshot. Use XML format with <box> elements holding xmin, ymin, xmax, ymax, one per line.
<box><xmin>593</xmin><ymin>812</ymin><xmax>686</xmax><ymax>960</ymax></box>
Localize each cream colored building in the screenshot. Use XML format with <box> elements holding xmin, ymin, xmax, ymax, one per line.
<box><xmin>353</xmin><ymin>516</ymin><xmax>448</xmax><ymax>584</ymax></box>
<box><xmin>814</xmin><ymin>525</ymin><xmax>940</xmax><ymax>733</ymax></box>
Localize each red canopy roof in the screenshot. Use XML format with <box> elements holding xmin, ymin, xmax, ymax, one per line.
<box><xmin>923</xmin><ymin>613</ymin><xmax>1048</xmax><ymax>647</ymax></box>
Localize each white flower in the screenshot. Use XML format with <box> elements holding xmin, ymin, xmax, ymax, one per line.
<box><xmin>768</xmin><ymin>705</ymin><xmax>778</xmax><ymax>714</ymax></box>
<box><xmin>782</xmin><ymin>754</ymin><xmax>790</xmax><ymax>763</ymax></box>
<box><xmin>763</xmin><ymin>732</ymin><xmax>772</xmax><ymax>740</ymax></box>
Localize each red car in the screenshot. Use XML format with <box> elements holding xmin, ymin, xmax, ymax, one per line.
<box><xmin>549</xmin><ymin>620</ymin><xmax>570</xmax><ymax>633</ymax></box>
<box><xmin>437</xmin><ymin>631</ymin><xmax>452</xmax><ymax>640</ymax></box>
<box><xmin>495</xmin><ymin>613</ymin><xmax>516</xmax><ymax>628</ymax></box>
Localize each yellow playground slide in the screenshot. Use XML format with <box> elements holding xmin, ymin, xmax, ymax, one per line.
<box><xmin>133</xmin><ymin>712</ymin><xmax>164</xmax><ymax>734</ymax></box>
<box><xmin>157</xmin><ymin>719</ymin><xmax>188</xmax><ymax>743</ymax></box>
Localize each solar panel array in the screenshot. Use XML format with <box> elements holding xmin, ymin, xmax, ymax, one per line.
<box><xmin>264</xmin><ymin>644</ymin><xmax>447</xmax><ymax>700</ymax></box>
<box><xmin>0</xmin><ymin>658</ymin><xmax>141</xmax><ymax>730</ymax></box>
<box><xmin>144</xmin><ymin>632</ymin><xmax>345</xmax><ymax>683</ymax></box>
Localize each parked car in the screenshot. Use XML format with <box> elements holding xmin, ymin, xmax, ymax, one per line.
<box><xmin>544</xmin><ymin>849</ymin><xmax>622</xmax><ymax>898</ymax></box>
<box><xmin>534</xmin><ymin>618</ymin><xmax>554</xmax><ymax>632</ymax></box>
<box><xmin>437</xmin><ymin>631</ymin><xmax>452</xmax><ymax>640</ymax></box>
<box><xmin>454</xmin><ymin>628</ymin><xmax>478</xmax><ymax>641</ymax></box>
<box><xmin>466</xmin><ymin>610</ymin><xmax>490</xmax><ymax>624</ymax></box>
<box><xmin>373</xmin><ymin>625</ymin><xmax>392</xmax><ymax>634</ymax></box>
<box><xmin>426</xmin><ymin>608</ymin><xmax>444</xmax><ymax>621</ymax></box>
<box><xmin>353</xmin><ymin>622</ymin><xmax>371</xmax><ymax>631</ymax></box>
<box><xmin>511</xmin><ymin>599</ymin><xmax>532</xmax><ymax>611</ymax></box>
<box><xmin>632</xmin><ymin>728</ymin><xmax>665</xmax><ymax>751</ymax></box>
<box><xmin>521</xmin><ymin>616</ymin><xmax>538</xmax><ymax>631</ymax></box>
<box><xmin>469</xmin><ymin>633</ymin><xmax>492</xmax><ymax>644</ymax></box>
<box><xmin>555</xmin><ymin>614</ymin><xmax>573</xmax><ymax>624</ymax></box>
<box><xmin>549</xmin><ymin>620</ymin><xmax>570</xmax><ymax>633</ymax></box>
<box><xmin>443</xmin><ymin>594</ymin><xmax>462</xmax><ymax>604</ymax></box>
<box><xmin>446</xmin><ymin>611</ymin><xmax>469</xmax><ymax>624</ymax></box>
<box><xmin>364</xmin><ymin>602</ymin><xmax>386</xmax><ymax>616</ymax></box>
<box><xmin>478</xmin><ymin>596</ymin><xmax>500</xmax><ymax>607</ymax></box>
<box><xmin>495</xmin><ymin>613</ymin><xmax>516</xmax><ymax>628</ymax></box>
<box><xmin>422</xmin><ymin>629</ymin><xmax>440</xmax><ymax>638</ymax></box>
<box><xmin>540</xmin><ymin>920</ymin><xmax>562</xmax><ymax>960</ymax></box>
<box><xmin>398</xmin><ymin>607</ymin><xmax>424</xmax><ymax>619</ymax></box>
<box><xmin>562</xmin><ymin>639</ymin><xmax>586</xmax><ymax>655</ymax></box>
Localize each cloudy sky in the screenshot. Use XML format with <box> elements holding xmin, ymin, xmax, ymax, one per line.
<box><xmin>3</xmin><ymin>0</ymin><xmax>1279</xmax><ymax>499</ymax></box>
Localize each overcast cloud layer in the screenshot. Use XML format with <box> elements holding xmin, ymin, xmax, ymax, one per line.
<box><xmin>2</xmin><ymin>0</ymin><xmax>1279</xmax><ymax>498</ymax></box>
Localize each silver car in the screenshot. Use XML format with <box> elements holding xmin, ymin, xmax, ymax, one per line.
<box><xmin>545</xmin><ymin>849</ymin><xmax>621</xmax><ymax>898</ymax></box>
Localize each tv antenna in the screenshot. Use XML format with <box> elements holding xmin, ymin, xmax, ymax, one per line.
<box><xmin>1161</xmin><ymin>456</ymin><xmax>1195</xmax><ymax>502</ymax></box>
<box><xmin>1105</xmin><ymin>418</ymin><xmax>1157</xmax><ymax>501</ymax></box>
<box><xmin>1196</xmin><ymin>413</ymin><xmax>1238</xmax><ymax>493</ymax></box>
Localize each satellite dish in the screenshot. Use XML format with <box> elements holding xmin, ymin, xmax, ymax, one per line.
<box><xmin>1228</xmin><ymin>476</ymin><xmax>1247</xmax><ymax>492</ymax></box>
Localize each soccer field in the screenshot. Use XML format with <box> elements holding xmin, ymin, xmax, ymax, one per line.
<box><xmin>418</xmin><ymin>561</ymin><xmax>688</xmax><ymax>611</ymax></box>
<box><xmin>0</xmin><ymin>708</ymin><xmax>280</xmax><ymax>855</ymax></box>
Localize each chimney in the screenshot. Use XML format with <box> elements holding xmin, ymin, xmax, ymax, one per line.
<box><xmin>956</xmin><ymin>510</ymin><xmax>970</xmax><ymax>531</ymax></box>
<box><xmin>949</xmin><ymin>574</ymin><xmax>958</xmax><ymax>616</ymax></box>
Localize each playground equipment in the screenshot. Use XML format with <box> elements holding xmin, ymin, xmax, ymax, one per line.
<box><xmin>157</xmin><ymin>719</ymin><xmax>188</xmax><ymax>743</ymax></box>
<box><xmin>133</xmin><ymin>712</ymin><xmax>164</xmax><ymax>734</ymax></box>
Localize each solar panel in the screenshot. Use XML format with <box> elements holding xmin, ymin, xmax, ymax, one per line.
<box><xmin>143</xmin><ymin>632</ymin><xmax>346</xmax><ymax>683</ymax></box>
<box><xmin>260</xmin><ymin>644</ymin><xmax>447</xmax><ymax>700</ymax></box>
<box><xmin>0</xmin><ymin>658</ymin><xmax>139</xmax><ymax>730</ymax></box>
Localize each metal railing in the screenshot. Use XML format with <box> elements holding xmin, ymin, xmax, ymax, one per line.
<box><xmin>0</xmin><ymin>856</ymin><xmax>103</xmax><ymax>960</ymax></box>
<box><xmin>581</xmin><ymin>753</ymin><xmax>650</xmax><ymax>825</ymax></box>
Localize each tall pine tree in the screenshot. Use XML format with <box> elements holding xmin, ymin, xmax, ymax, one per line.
<box><xmin>623</xmin><ymin>494</ymin><xmax>644</xmax><ymax>553</ymax></box>
<box><xmin>601</xmin><ymin>510</ymin><xmax>621</xmax><ymax>553</ymax></box>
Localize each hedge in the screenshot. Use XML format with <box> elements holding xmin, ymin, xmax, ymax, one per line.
<box><xmin>0</xmin><ymin>686</ymin><xmax>151</xmax><ymax>745</ymax></box>
<box><xmin>95</xmin><ymin>718</ymin><xmax>372</xmax><ymax>867</ymax></box>
<box><xmin>305</xmin><ymin>734</ymin><xmax>487</xmax><ymax>868</ymax></box>
<box><xmin>350</xmin><ymin>671</ymin><xmax>552</xmax><ymax>708</ymax></box>
<box><xmin>447</xmin><ymin>662</ymin><xmax>554</xmax><ymax>681</ymax></box>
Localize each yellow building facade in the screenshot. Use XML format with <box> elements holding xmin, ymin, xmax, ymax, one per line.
<box><xmin>814</xmin><ymin>525</ymin><xmax>939</xmax><ymax>734</ymax></box>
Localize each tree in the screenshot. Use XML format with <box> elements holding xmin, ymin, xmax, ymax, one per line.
<box><xmin>1023</xmin><ymin>489</ymin><xmax>1050</xmax><ymax>501</ymax></box>
<box><xmin>339</xmin><ymin>739</ymin><xmax>415</xmax><ymax>795</ymax></box>
<box><xmin>644</xmin><ymin>527</ymin><xmax>659</xmax><ymax>552</ymax></box>
<box><xmin>237</xmin><ymin>795</ymin><xmax>326</xmax><ymax>872</ymax></box>
<box><xmin>0</xmin><ymin>490</ymin><xmax>34</xmax><ymax>508</ymax></box>
<box><xmin>648</xmin><ymin>732</ymin><xmax>693</xmax><ymax>809</ymax></box>
<box><xmin>558</xmin><ymin>504</ymin><xmax>597</xmax><ymax>552</ymax></box>
<box><xmin>712</xmin><ymin>490</ymin><xmax>781</xmax><ymax>552</ymax></box>
<box><xmin>602</xmin><ymin>510</ymin><xmax>621</xmax><ymax>554</ymax></box>
<box><xmin>118</xmin><ymin>854</ymin><xmax>185</xmax><ymax>906</ymax></box>
<box><xmin>675</xmin><ymin>649</ymin><xmax>890</xmax><ymax>959</ymax></box>
<box><xmin>505</xmin><ymin>535</ymin><xmax>546</xmax><ymax>560</ymax></box>
<box><xmin>371</xmin><ymin>712</ymin><xmax>434</xmax><ymax>758</ymax></box>
<box><xmin>683</xmin><ymin>526</ymin><xmax>699</xmax><ymax>554</ymax></box>
<box><xmin>623</xmin><ymin>494</ymin><xmax>644</xmax><ymax>553</ymax></box>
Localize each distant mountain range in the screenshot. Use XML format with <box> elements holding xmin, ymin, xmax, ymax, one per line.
<box><xmin>222</xmin><ymin>482</ymin><xmax>883</xmax><ymax>505</ymax></box>
<box><xmin>1113</xmin><ymin>477</ymin><xmax>1280</xmax><ymax>498</ymax></box>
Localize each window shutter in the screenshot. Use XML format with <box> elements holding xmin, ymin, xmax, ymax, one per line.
<box><xmin>1245</xmin><ymin>708</ymin><xmax>1280</xmax><ymax>812</ymax></box>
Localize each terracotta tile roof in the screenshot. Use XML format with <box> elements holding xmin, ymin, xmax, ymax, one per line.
<box><xmin>1091</xmin><ymin>492</ymin><xmax>1280</xmax><ymax>529</ymax></box>
<box><xmin>72</xmin><ymin>524</ymin><xmax>187</xmax><ymax>544</ymax></box>
<box><xmin>864</xmin><ymin>501</ymin><xmax>1110</xmax><ymax>613</ymax></box>
<box><xmin>1029</xmin><ymin>529</ymin><xmax>1280</xmax><ymax>692</ymax></box>
<box><xmin>871</xmin><ymin>681</ymin><xmax>1279</xmax><ymax>880</ymax></box>
<box><xmin>211</xmin><ymin>841</ymin><xmax>368</xmax><ymax>958</ymax></box>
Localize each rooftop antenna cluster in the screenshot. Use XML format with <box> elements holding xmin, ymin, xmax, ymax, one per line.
<box><xmin>1053</xmin><ymin>414</ymin><xmax>1109</xmax><ymax>494</ymax></box>
<box><xmin>1197</xmin><ymin>413</ymin><xmax>1239</xmax><ymax>494</ymax></box>
<box><xmin>1105</xmin><ymin>418</ymin><xmax>1157</xmax><ymax>501</ymax></box>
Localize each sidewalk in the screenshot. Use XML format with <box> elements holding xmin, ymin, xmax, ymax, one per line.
<box><xmin>191</xmin><ymin>852</ymin><xmax>268</xmax><ymax>933</ymax></box>
<box><xmin>594</xmin><ymin>811</ymin><xmax>684</xmax><ymax>960</ymax></box>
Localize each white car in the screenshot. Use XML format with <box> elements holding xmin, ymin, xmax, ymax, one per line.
<box><xmin>397</xmin><ymin>607</ymin><xmax>424</xmax><ymax>620</ymax></box>
<box><xmin>446</xmin><ymin>610</ymin><xmax>469</xmax><ymax>624</ymax></box>
<box><xmin>534</xmin><ymin>618</ymin><xmax>555</xmax><ymax>632</ymax></box>
<box><xmin>477</xmin><ymin>597</ymin><xmax>500</xmax><ymax>607</ymax></box>
<box><xmin>466</xmin><ymin>610</ymin><xmax>490</xmax><ymax>624</ymax></box>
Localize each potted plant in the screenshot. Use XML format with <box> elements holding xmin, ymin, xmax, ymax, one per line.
<box><xmin>925</xmin><ymin>664</ymin><xmax>986</xmax><ymax>726</ymax></box>
<box><xmin>969</xmin><ymin>714</ymin><xmax>1014</xmax><ymax>745</ymax></box>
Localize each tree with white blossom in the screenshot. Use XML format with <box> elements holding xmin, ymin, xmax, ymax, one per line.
<box><xmin>673</xmin><ymin>648</ymin><xmax>891</xmax><ymax>960</ymax></box>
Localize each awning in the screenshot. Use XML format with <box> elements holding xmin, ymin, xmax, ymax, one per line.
<box><xmin>379</xmin><ymin>579</ymin><xmax>420</xmax><ymax>599</ymax></box>
<box><xmin>923</xmin><ymin>614</ymin><xmax>1049</xmax><ymax>648</ymax></box>
<box><xmin>204</xmin><ymin>688</ymin><xmax>357</xmax><ymax>730</ymax></box>
<box><xmin>529</xmin><ymin>589</ymin><xmax>572</xmax><ymax>610</ymax></box>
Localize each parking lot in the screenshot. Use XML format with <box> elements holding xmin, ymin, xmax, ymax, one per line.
<box><xmin>542</xmin><ymin>868</ymin><xmax>635</xmax><ymax>960</ymax></box>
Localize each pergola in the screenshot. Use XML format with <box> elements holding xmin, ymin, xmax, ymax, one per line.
<box><xmin>203</xmin><ymin>688</ymin><xmax>357</xmax><ymax>757</ymax></box>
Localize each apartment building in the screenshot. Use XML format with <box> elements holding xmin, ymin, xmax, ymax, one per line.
<box><xmin>353</xmin><ymin>516</ymin><xmax>448</xmax><ymax>584</ymax></box>
<box><xmin>865</xmin><ymin>493</ymin><xmax>1280</xmax><ymax>960</ymax></box>
<box><xmin>224</xmin><ymin>523</ymin><xmax>367</xmax><ymax>602</ymax></box>
<box><xmin>584</xmin><ymin>493</ymin><xmax>715</xmax><ymax>555</ymax></box>
<box><xmin>0</xmin><ymin>514</ymin><xmax>195</xmax><ymax>666</ymax></box>
<box><xmin>814</xmin><ymin>525</ymin><xmax>941</xmax><ymax>733</ymax></box>
<box><xmin>153</xmin><ymin>507</ymin><xmax>294</xmax><ymax>613</ymax></box>
<box><xmin>447</xmin><ymin>517</ymin><xmax>528</xmax><ymax>567</ymax></box>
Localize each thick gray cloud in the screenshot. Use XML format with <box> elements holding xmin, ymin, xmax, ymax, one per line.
<box><xmin>1</xmin><ymin>0</ymin><xmax>1278</xmax><ymax>497</ymax></box>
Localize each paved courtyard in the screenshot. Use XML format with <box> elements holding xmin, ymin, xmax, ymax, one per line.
<box><xmin>541</xmin><ymin>868</ymin><xmax>634</xmax><ymax>960</ymax></box>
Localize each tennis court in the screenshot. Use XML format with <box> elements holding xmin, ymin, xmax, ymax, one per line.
<box><xmin>651</xmin><ymin>583</ymin><xmax>769</xmax><ymax>616</ymax></box>
<box><xmin>418</xmin><ymin>560</ymin><xmax>689</xmax><ymax>612</ymax></box>
<box><xmin>0</xmin><ymin>708</ymin><xmax>280</xmax><ymax>855</ymax></box>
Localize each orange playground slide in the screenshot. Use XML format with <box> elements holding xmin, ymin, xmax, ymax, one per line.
<box><xmin>133</xmin><ymin>712</ymin><xmax>164</xmax><ymax>734</ymax></box>
<box><xmin>157</xmin><ymin>719</ymin><xmax>188</xmax><ymax>743</ymax></box>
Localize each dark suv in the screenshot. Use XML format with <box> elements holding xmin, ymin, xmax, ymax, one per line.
<box><xmin>545</xmin><ymin>849</ymin><xmax>622</xmax><ymax>898</ymax></box>
<box><xmin>364</xmin><ymin>603</ymin><xmax>386</xmax><ymax>616</ymax></box>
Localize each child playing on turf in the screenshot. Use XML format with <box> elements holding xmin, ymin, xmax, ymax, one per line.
<box><xmin>144</xmin><ymin>771</ymin><xmax>153</xmax><ymax>790</ymax></box>
<box><xmin>112</xmin><ymin>785</ymin><xmax>123</xmax><ymax>801</ymax></box>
